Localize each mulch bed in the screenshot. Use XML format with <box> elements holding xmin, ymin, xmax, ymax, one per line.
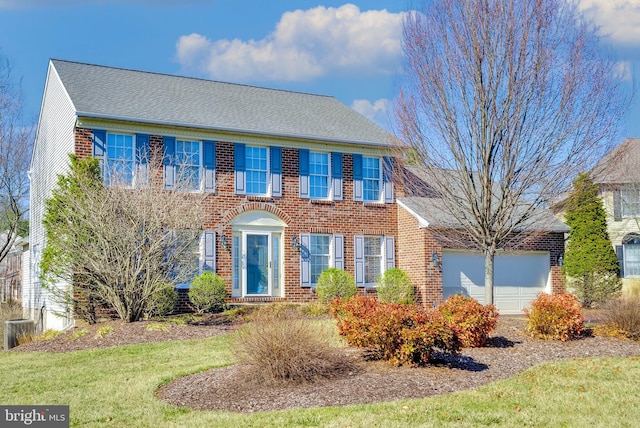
<box><xmin>10</xmin><ymin>312</ymin><xmax>640</xmax><ymax>414</ymax></box>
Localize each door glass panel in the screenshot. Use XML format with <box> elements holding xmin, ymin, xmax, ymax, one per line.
<box><xmin>247</xmin><ymin>234</ymin><xmax>269</xmax><ymax>294</ymax></box>
<box><xmin>272</xmin><ymin>234</ymin><xmax>280</xmax><ymax>294</ymax></box>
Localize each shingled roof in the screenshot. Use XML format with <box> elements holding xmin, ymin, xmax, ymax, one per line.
<box><xmin>591</xmin><ymin>138</ymin><xmax>640</xmax><ymax>184</ymax></box>
<box><xmin>50</xmin><ymin>59</ymin><xmax>394</xmax><ymax>147</ymax></box>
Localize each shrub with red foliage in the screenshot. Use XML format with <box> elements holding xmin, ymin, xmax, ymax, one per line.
<box><xmin>524</xmin><ymin>293</ymin><xmax>584</xmax><ymax>341</ymax></box>
<box><xmin>438</xmin><ymin>294</ymin><xmax>499</xmax><ymax>347</ymax></box>
<box><xmin>330</xmin><ymin>297</ymin><xmax>461</xmax><ymax>366</ymax></box>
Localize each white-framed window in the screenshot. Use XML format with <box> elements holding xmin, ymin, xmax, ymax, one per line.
<box><xmin>362</xmin><ymin>156</ymin><xmax>382</xmax><ymax>202</ymax></box>
<box><xmin>310</xmin><ymin>234</ymin><xmax>331</xmax><ymax>284</ymax></box>
<box><xmin>175</xmin><ymin>140</ymin><xmax>202</xmax><ymax>192</ymax></box>
<box><xmin>354</xmin><ymin>234</ymin><xmax>395</xmax><ymax>287</ymax></box>
<box><xmin>104</xmin><ymin>133</ymin><xmax>135</xmax><ymax>187</ymax></box>
<box><xmin>309</xmin><ymin>152</ymin><xmax>330</xmax><ymax>199</ymax></box>
<box><xmin>364</xmin><ymin>236</ymin><xmax>383</xmax><ymax>284</ymax></box>
<box><xmin>621</xmin><ymin>188</ymin><xmax>640</xmax><ymax>218</ymax></box>
<box><xmin>300</xmin><ymin>233</ymin><xmax>344</xmax><ymax>287</ymax></box>
<box><xmin>175</xmin><ymin>230</ymin><xmax>216</xmax><ymax>289</ymax></box>
<box><xmin>246</xmin><ymin>146</ymin><xmax>269</xmax><ymax>195</ymax></box>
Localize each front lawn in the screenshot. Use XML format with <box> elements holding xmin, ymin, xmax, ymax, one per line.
<box><xmin>1</xmin><ymin>333</ymin><xmax>638</xmax><ymax>427</ymax></box>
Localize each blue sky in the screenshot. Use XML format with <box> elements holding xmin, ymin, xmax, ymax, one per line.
<box><xmin>0</xmin><ymin>0</ymin><xmax>638</xmax><ymax>137</ymax></box>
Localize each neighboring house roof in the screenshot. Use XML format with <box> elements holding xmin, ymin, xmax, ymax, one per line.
<box><xmin>591</xmin><ymin>138</ymin><xmax>640</xmax><ymax>184</ymax></box>
<box><xmin>50</xmin><ymin>59</ymin><xmax>394</xmax><ymax>147</ymax></box>
<box><xmin>398</xmin><ymin>197</ymin><xmax>569</xmax><ymax>233</ymax></box>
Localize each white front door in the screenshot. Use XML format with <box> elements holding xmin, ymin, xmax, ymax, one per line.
<box><xmin>233</xmin><ymin>230</ymin><xmax>283</xmax><ymax>297</ymax></box>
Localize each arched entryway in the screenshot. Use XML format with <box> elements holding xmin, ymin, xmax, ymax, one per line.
<box><xmin>229</xmin><ymin>210</ymin><xmax>287</xmax><ymax>298</ymax></box>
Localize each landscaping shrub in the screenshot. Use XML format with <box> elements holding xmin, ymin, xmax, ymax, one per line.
<box><xmin>524</xmin><ymin>293</ymin><xmax>584</xmax><ymax>341</ymax></box>
<box><xmin>376</xmin><ymin>268</ymin><xmax>415</xmax><ymax>304</ymax></box>
<box><xmin>438</xmin><ymin>294</ymin><xmax>499</xmax><ymax>347</ymax></box>
<box><xmin>188</xmin><ymin>272</ymin><xmax>227</xmax><ymax>313</ymax></box>
<box><xmin>147</xmin><ymin>283</ymin><xmax>177</xmax><ymax>317</ymax></box>
<box><xmin>600</xmin><ymin>296</ymin><xmax>640</xmax><ymax>340</ymax></box>
<box><xmin>330</xmin><ymin>296</ymin><xmax>461</xmax><ymax>366</ymax></box>
<box><xmin>233</xmin><ymin>308</ymin><xmax>355</xmax><ymax>385</ymax></box>
<box><xmin>315</xmin><ymin>268</ymin><xmax>357</xmax><ymax>303</ymax></box>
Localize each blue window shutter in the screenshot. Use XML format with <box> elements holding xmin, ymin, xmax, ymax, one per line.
<box><xmin>354</xmin><ymin>235</ymin><xmax>365</xmax><ymax>286</ymax></box>
<box><xmin>352</xmin><ymin>154</ymin><xmax>363</xmax><ymax>201</ymax></box>
<box><xmin>202</xmin><ymin>231</ymin><xmax>216</xmax><ymax>272</ymax></box>
<box><xmin>332</xmin><ymin>152</ymin><xmax>343</xmax><ymax>201</ymax></box>
<box><xmin>334</xmin><ymin>234</ymin><xmax>344</xmax><ymax>270</ymax></box>
<box><xmin>163</xmin><ymin>136</ymin><xmax>176</xmax><ymax>190</ymax></box>
<box><xmin>92</xmin><ymin>129</ymin><xmax>106</xmax><ymax>157</ymax></box>
<box><xmin>300</xmin><ymin>233</ymin><xmax>311</xmax><ymax>287</ymax></box>
<box><xmin>385</xmin><ymin>236</ymin><xmax>395</xmax><ymax>270</ymax></box>
<box><xmin>383</xmin><ymin>156</ymin><xmax>394</xmax><ymax>203</ymax></box>
<box><xmin>271</xmin><ymin>146</ymin><xmax>282</xmax><ymax>197</ymax></box>
<box><xmin>299</xmin><ymin>148</ymin><xmax>309</xmax><ymax>198</ymax></box>
<box><xmin>136</xmin><ymin>134</ymin><xmax>150</xmax><ymax>164</ymax></box>
<box><xmin>203</xmin><ymin>140</ymin><xmax>216</xmax><ymax>192</ymax></box>
<box><xmin>234</xmin><ymin>143</ymin><xmax>246</xmax><ymax>194</ymax></box>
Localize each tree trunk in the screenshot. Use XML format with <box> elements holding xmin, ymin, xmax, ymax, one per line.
<box><xmin>484</xmin><ymin>251</ymin><xmax>495</xmax><ymax>305</ymax></box>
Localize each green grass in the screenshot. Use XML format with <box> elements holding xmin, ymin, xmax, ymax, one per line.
<box><xmin>1</xmin><ymin>333</ymin><xmax>638</xmax><ymax>427</ymax></box>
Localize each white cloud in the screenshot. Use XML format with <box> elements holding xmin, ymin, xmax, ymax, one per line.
<box><xmin>176</xmin><ymin>4</ymin><xmax>404</xmax><ymax>82</ymax></box>
<box><xmin>351</xmin><ymin>98</ymin><xmax>391</xmax><ymax>129</ymax></box>
<box><xmin>579</xmin><ymin>0</ymin><xmax>640</xmax><ymax>46</ymax></box>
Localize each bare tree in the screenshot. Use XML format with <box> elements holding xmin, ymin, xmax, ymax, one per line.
<box><xmin>395</xmin><ymin>0</ymin><xmax>630</xmax><ymax>304</ymax></box>
<box><xmin>40</xmin><ymin>155</ymin><xmax>206</xmax><ymax>322</ymax></box>
<box><xmin>0</xmin><ymin>58</ymin><xmax>32</xmax><ymax>262</ymax></box>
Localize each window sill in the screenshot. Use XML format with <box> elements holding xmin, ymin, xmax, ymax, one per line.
<box><xmin>310</xmin><ymin>199</ymin><xmax>335</xmax><ymax>205</ymax></box>
<box><xmin>363</xmin><ymin>201</ymin><xmax>388</xmax><ymax>207</ymax></box>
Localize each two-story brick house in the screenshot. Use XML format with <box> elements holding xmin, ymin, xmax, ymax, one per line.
<box><xmin>25</xmin><ymin>59</ymin><xmax>567</xmax><ymax>330</ymax></box>
<box><xmin>25</xmin><ymin>59</ymin><xmax>401</xmax><ymax>330</ymax></box>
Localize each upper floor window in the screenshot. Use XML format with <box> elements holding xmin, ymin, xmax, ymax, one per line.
<box><xmin>104</xmin><ymin>133</ymin><xmax>135</xmax><ymax>186</ymax></box>
<box><xmin>234</xmin><ymin>143</ymin><xmax>282</xmax><ymax>197</ymax></box>
<box><xmin>299</xmin><ymin>149</ymin><xmax>343</xmax><ymax>201</ymax></box>
<box><xmin>362</xmin><ymin>157</ymin><xmax>381</xmax><ymax>202</ymax></box>
<box><xmin>246</xmin><ymin>146</ymin><xmax>269</xmax><ymax>195</ymax></box>
<box><xmin>353</xmin><ymin>154</ymin><xmax>393</xmax><ymax>203</ymax></box>
<box><xmin>621</xmin><ymin>188</ymin><xmax>640</xmax><ymax>218</ymax></box>
<box><xmin>176</xmin><ymin>140</ymin><xmax>202</xmax><ymax>191</ymax></box>
<box><xmin>163</xmin><ymin>136</ymin><xmax>216</xmax><ymax>193</ymax></box>
<box><xmin>309</xmin><ymin>152</ymin><xmax>330</xmax><ymax>199</ymax></box>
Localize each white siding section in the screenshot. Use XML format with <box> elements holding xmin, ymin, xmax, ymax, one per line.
<box><xmin>27</xmin><ymin>61</ymin><xmax>77</xmax><ymax>330</ymax></box>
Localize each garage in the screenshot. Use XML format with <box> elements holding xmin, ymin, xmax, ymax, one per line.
<box><xmin>442</xmin><ymin>251</ymin><xmax>550</xmax><ymax>314</ymax></box>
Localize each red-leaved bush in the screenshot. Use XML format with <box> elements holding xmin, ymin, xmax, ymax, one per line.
<box><xmin>524</xmin><ymin>293</ymin><xmax>584</xmax><ymax>341</ymax></box>
<box><xmin>437</xmin><ymin>294</ymin><xmax>499</xmax><ymax>347</ymax></box>
<box><xmin>330</xmin><ymin>297</ymin><xmax>461</xmax><ymax>366</ymax></box>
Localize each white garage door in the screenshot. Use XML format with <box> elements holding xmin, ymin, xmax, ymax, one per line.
<box><xmin>442</xmin><ymin>251</ymin><xmax>550</xmax><ymax>314</ymax></box>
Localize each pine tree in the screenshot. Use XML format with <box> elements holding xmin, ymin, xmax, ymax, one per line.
<box><xmin>563</xmin><ymin>173</ymin><xmax>621</xmax><ymax>307</ymax></box>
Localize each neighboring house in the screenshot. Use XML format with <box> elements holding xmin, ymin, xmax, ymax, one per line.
<box><xmin>590</xmin><ymin>138</ymin><xmax>640</xmax><ymax>286</ymax></box>
<box><xmin>26</xmin><ymin>59</ymin><xmax>567</xmax><ymax>330</ymax></box>
<box><xmin>0</xmin><ymin>232</ymin><xmax>23</xmax><ymax>303</ymax></box>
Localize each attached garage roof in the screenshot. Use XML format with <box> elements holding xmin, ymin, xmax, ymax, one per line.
<box><xmin>398</xmin><ymin>197</ymin><xmax>569</xmax><ymax>233</ymax></box>
<box><xmin>50</xmin><ymin>59</ymin><xmax>395</xmax><ymax>147</ymax></box>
